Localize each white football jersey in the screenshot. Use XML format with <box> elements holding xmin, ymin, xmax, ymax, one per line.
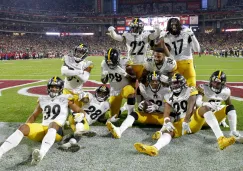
<box><xmin>164</xmin><ymin>87</ymin><xmax>197</xmax><ymax>119</ymax></box>
<box><xmin>164</xmin><ymin>28</ymin><xmax>193</xmax><ymax>61</ymax></box>
<box><xmin>63</xmin><ymin>55</ymin><xmax>92</xmax><ymax>93</ymax></box>
<box><xmin>39</xmin><ymin>94</ymin><xmax>71</xmax><ymax>126</ymax></box>
<box><xmin>82</xmin><ymin>93</ymin><xmax>110</xmax><ymax>125</ymax></box>
<box><xmin>141</xmin><ymin>85</ymin><xmax>170</xmax><ymax>113</ymax></box>
<box><xmin>144</xmin><ymin>57</ymin><xmax>177</xmax><ymax>75</ymax></box>
<box><xmin>198</xmin><ymin>84</ymin><xmax>230</xmax><ymax>106</ymax></box>
<box><xmin>122</xmin><ymin>31</ymin><xmax>151</xmax><ymax>64</ymax></box>
<box><xmin>101</xmin><ymin>58</ymin><xmax>130</xmax><ymax>96</ymax></box>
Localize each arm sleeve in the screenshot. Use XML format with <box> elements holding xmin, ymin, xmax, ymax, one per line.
<box><xmin>76</xmin><ymin>71</ymin><xmax>90</xmax><ymax>83</ymax></box>
<box><xmin>110</xmin><ymin>30</ymin><xmax>124</xmax><ymax>42</ymax></box>
<box><xmin>196</xmin><ymin>94</ymin><xmax>203</xmax><ymax>107</ymax></box>
<box><xmin>61</xmin><ymin>66</ymin><xmax>79</xmax><ymax>77</ymax></box>
<box><xmin>190</xmin><ymin>35</ymin><xmax>200</xmax><ymax>52</ymax></box>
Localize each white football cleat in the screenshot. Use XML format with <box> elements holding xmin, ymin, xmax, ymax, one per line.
<box><xmin>229</xmin><ymin>131</ymin><xmax>243</xmax><ymax>143</ymax></box>
<box><xmin>31</xmin><ymin>149</ymin><xmax>43</xmax><ymax>165</ymax></box>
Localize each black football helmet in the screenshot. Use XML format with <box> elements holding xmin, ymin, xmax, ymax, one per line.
<box><xmin>130</xmin><ymin>18</ymin><xmax>144</xmax><ymax>35</ymax></box>
<box><xmin>147</xmin><ymin>71</ymin><xmax>161</xmax><ymax>93</ymax></box>
<box><xmin>166</xmin><ymin>18</ymin><xmax>182</xmax><ymax>35</ymax></box>
<box><xmin>47</xmin><ymin>76</ymin><xmax>64</xmax><ymax>98</ymax></box>
<box><xmin>105</xmin><ymin>48</ymin><xmax>120</xmax><ymax>69</ymax></box>
<box><xmin>168</xmin><ymin>73</ymin><xmax>187</xmax><ymax>94</ymax></box>
<box><xmin>209</xmin><ymin>70</ymin><xmax>226</xmax><ymax>94</ymax></box>
<box><xmin>74</xmin><ymin>43</ymin><xmax>89</xmax><ymax>62</ymax></box>
<box><xmin>95</xmin><ymin>85</ymin><xmax>110</xmax><ymax>102</ymax></box>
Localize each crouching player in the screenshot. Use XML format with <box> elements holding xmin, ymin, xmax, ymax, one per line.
<box><xmin>106</xmin><ymin>72</ymin><xmax>170</xmax><ymax>139</ymax></box>
<box><xmin>0</xmin><ymin>77</ymin><xmax>82</xmax><ymax>164</ymax></box>
<box><xmin>134</xmin><ymin>73</ymin><xmax>235</xmax><ymax>156</ymax></box>
<box><xmin>197</xmin><ymin>70</ymin><xmax>243</xmax><ymax>142</ymax></box>
<box><xmin>58</xmin><ymin>85</ymin><xmax>112</xmax><ymax>151</ymax></box>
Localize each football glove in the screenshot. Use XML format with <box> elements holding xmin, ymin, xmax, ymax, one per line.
<box><xmin>106</xmin><ymin>114</ymin><xmax>120</xmax><ymax>123</ymax></box>
<box><xmin>108</xmin><ymin>26</ymin><xmax>116</xmax><ymax>32</ymax></box>
<box><xmin>202</xmin><ymin>102</ymin><xmax>221</xmax><ymax>112</ymax></box>
<box><xmin>182</xmin><ymin>122</ymin><xmax>192</xmax><ymax>135</ymax></box>
<box><xmin>161</xmin><ymin>122</ymin><xmax>175</xmax><ymax>132</ymax></box>
<box><xmin>160</xmin><ymin>74</ymin><xmax>169</xmax><ymax>83</ymax></box>
<box><xmin>146</xmin><ymin>104</ymin><xmax>159</xmax><ymax>113</ymax></box>
<box><xmin>73</xmin><ymin>113</ymin><xmax>85</xmax><ymax>123</ymax></box>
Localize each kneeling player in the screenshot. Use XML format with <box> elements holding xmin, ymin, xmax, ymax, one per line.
<box><xmin>134</xmin><ymin>74</ymin><xmax>235</xmax><ymax>156</ymax></box>
<box><xmin>197</xmin><ymin>70</ymin><xmax>243</xmax><ymax>142</ymax></box>
<box><xmin>106</xmin><ymin>72</ymin><xmax>170</xmax><ymax>139</ymax></box>
<box><xmin>0</xmin><ymin>77</ymin><xmax>82</xmax><ymax>164</ymax></box>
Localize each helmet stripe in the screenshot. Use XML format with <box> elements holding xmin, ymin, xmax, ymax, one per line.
<box><xmin>134</xmin><ymin>18</ymin><xmax>138</xmax><ymax>24</ymax></box>
<box><xmin>107</xmin><ymin>48</ymin><xmax>112</xmax><ymax>61</ymax></box>
<box><xmin>79</xmin><ymin>44</ymin><xmax>83</xmax><ymax>48</ymax></box>
<box><xmin>218</xmin><ymin>70</ymin><xmax>222</xmax><ymax>79</ymax></box>
<box><xmin>153</xmin><ymin>71</ymin><xmax>156</xmax><ymax>77</ymax></box>
<box><xmin>53</xmin><ymin>76</ymin><xmax>57</xmax><ymax>82</ymax></box>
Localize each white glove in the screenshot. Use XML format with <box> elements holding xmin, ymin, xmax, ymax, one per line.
<box><xmin>159</xmin><ymin>31</ymin><xmax>168</xmax><ymax>38</ymax></box>
<box><xmin>146</xmin><ymin>104</ymin><xmax>159</xmax><ymax>113</ymax></box>
<box><xmin>161</xmin><ymin>122</ymin><xmax>175</xmax><ymax>132</ymax></box>
<box><xmin>107</xmin><ymin>114</ymin><xmax>120</xmax><ymax>123</ymax></box>
<box><xmin>101</xmin><ymin>71</ymin><xmax>109</xmax><ymax>78</ymax></box>
<box><xmin>182</xmin><ymin>122</ymin><xmax>192</xmax><ymax>135</ymax></box>
<box><xmin>202</xmin><ymin>102</ymin><xmax>221</xmax><ymax>112</ymax></box>
<box><xmin>83</xmin><ymin>61</ymin><xmax>93</xmax><ymax>69</ymax></box>
<box><xmin>108</xmin><ymin>26</ymin><xmax>115</xmax><ymax>32</ymax></box>
<box><xmin>138</xmin><ymin>101</ymin><xmax>145</xmax><ymax>111</ymax></box>
<box><xmin>73</xmin><ymin>113</ymin><xmax>85</xmax><ymax>123</ymax></box>
<box><xmin>219</xmin><ymin>118</ymin><xmax>229</xmax><ymax>128</ymax></box>
<box><xmin>185</xmin><ymin>27</ymin><xmax>194</xmax><ymax>36</ymax></box>
<box><xmin>116</xmin><ymin>66</ymin><xmax>128</xmax><ymax>77</ymax></box>
<box><xmin>160</xmin><ymin>74</ymin><xmax>169</xmax><ymax>83</ymax></box>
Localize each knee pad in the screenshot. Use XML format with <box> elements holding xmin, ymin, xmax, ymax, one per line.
<box><xmin>130</xmin><ymin>111</ymin><xmax>138</xmax><ymax>120</ymax></box>
<box><xmin>127</xmin><ymin>97</ymin><xmax>135</xmax><ymax>105</ymax></box>
<box><xmin>226</xmin><ymin>105</ymin><xmax>235</xmax><ymax>114</ymax></box>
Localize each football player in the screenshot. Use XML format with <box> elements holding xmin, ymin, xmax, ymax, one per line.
<box><xmin>61</xmin><ymin>43</ymin><xmax>93</xmax><ymax>134</ymax></box>
<box><xmin>107</xmin><ymin>18</ymin><xmax>161</xmax><ymax>79</ymax></box>
<box><xmin>196</xmin><ymin>70</ymin><xmax>243</xmax><ymax>142</ymax></box>
<box><xmin>160</xmin><ymin>18</ymin><xmax>200</xmax><ymax>87</ymax></box>
<box><xmin>134</xmin><ymin>73</ymin><xmax>235</xmax><ymax>156</ymax></box>
<box><xmin>0</xmin><ymin>77</ymin><xmax>83</xmax><ymax>164</ymax></box>
<box><xmin>58</xmin><ymin>85</ymin><xmax>113</xmax><ymax>151</ymax></box>
<box><xmin>101</xmin><ymin>48</ymin><xmax>136</xmax><ymax>118</ymax></box>
<box><xmin>106</xmin><ymin>72</ymin><xmax>170</xmax><ymax>139</ymax></box>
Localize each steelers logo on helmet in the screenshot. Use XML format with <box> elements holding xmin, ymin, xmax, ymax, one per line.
<box><xmin>166</xmin><ymin>18</ymin><xmax>182</xmax><ymax>35</ymax></box>
<box><xmin>130</xmin><ymin>18</ymin><xmax>144</xmax><ymax>35</ymax></box>
<box><xmin>95</xmin><ymin>85</ymin><xmax>110</xmax><ymax>102</ymax></box>
<box><xmin>105</xmin><ymin>48</ymin><xmax>120</xmax><ymax>69</ymax></box>
<box><xmin>147</xmin><ymin>71</ymin><xmax>161</xmax><ymax>93</ymax></box>
<box><xmin>74</xmin><ymin>43</ymin><xmax>88</xmax><ymax>62</ymax></box>
<box><xmin>47</xmin><ymin>76</ymin><xmax>64</xmax><ymax>98</ymax></box>
<box><xmin>209</xmin><ymin>70</ymin><xmax>226</xmax><ymax>94</ymax></box>
<box><xmin>169</xmin><ymin>73</ymin><xmax>187</xmax><ymax>95</ymax></box>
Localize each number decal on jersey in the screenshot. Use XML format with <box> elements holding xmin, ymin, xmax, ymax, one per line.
<box><xmin>108</xmin><ymin>73</ymin><xmax>122</xmax><ymax>82</ymax></box>
<box><xmin>167</xmin><ymin>58</ymin><xmax>173</xmax><ymax>64</ymax></box>
<box><xmin>130</xmin><ymin>41</ymin><xmax>145</xmax><ymax>55</ymax></box>
<box><xmin>172</xmin><ymin>39</ymin><xmax>183</xmax><ymax>55</ymax></box>
<box><xmin>44</xmin><ymin>104</ymin><xmax>61</xmax><ymax>120</ymax></box>
<box><xmin>84</xmin><ymin>106</ymin><xmax>102</xmax><ymax>120</ymax></box>
<box><xmin>208</xmin><ymin>99</ymin><xmax>221</xmax><ymax>103</ymax></box>
<box><xmin>149</xmin><ymin>100</ymin><xmax>163</xmax><ymax>106</ymax></box>
<box><xmin>173</xmin><ymin>100</ymin><xmax>188</xmax><ymax>114</ymax></box>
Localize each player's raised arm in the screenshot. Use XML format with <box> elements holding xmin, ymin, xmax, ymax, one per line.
<box><xmin>186</xmin><ymin>28</ymin><xmax>200</xmax><ymax>52</ymax></box>
<box><xmin>107</xmin><ymin>26</ymin><xmax>124</xmax><ymax>42</ymax></box>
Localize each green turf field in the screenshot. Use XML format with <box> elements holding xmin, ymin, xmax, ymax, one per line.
<box><xmin>0</xmin><ymin>55</ymin><xmax>243</xmax><ymax>129</ymax></box>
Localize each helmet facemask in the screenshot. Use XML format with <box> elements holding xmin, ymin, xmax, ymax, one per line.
<box><xmin>47</xmin><ymin>77</ymin><xmax>64</xmax><ymax>98</ymax></box>
<box><xmin>74</xmin><ymin>44</ymin><xmax>88</xmax><ymax>62</ymax></box>
<box><xmin>169</xmin><ymin>74</ymin><xmax>187</xmax><ymax>95</ymax></box>
<box><xmin>167</xmin><ymin>18</ymin><xmax>182</xmax><ymax>36</ymax></box>
<box><xmin>95</xmin><ymin>86</ymin><xmax>110</xmax><ymax>102</ymax></box>
<box><xmin>210</xmin><ymin>77</ymin><xmax>225</xmax><ymax>94</ymax></box>
<box><xmin>105</xmin><ymin>48</ymin><xmax>120</xmax><ymax>70</ymax></box>
<box><xmin>148</xmin><ymin>72</ymin><xmax>161</xmax><ymax>93</ymax></box>
<box><xmin>130</xmin><ymin>19</ymin><xmax>144</xmax><ymax>35</ymax></box>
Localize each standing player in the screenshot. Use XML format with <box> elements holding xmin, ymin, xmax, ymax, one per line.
<box><xmin>160</xmin><ymin>18</ymin><xmax>200</xmax><ymax>87</ymax></box>
<box><xmin>106</xmin><ymin>72</ymin><xmax>170</xmax><ymax>139</ymax></box>
<box><xmin>61</xmin><ymin>43</ymin><xmax>93</xmax><ymax>134</ymax></box>
<box><xmin>134</xmin><ymin>73</ymin><xmax>235</xmax><ymax>156</ymax></box>
<box><xmin>107</xmin><ymin>18</ymin><xmax>160</xmax><ymax>79</ymax></box>
<box><xmin>196</xmin><ymin>70</ymin><xmax>243</xmax><ymax>142</ymax></box>
<box><xmin>101</xmin><ymin>48</ymin><xmax>136</xmax><ymax>118</ymax></box>
<box><xmin>0</xmin><ymin>77</ymin><xmax>83</xmax><ymax>164</ymax></box>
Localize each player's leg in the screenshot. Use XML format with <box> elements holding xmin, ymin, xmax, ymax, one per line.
<box><xmin>0</xmin><ymin>123</ymin><xmax>31</xmax><ymax>158</ymax></box>
<box><xmin>31</xmin><ymin>122</ymin><xmax>63</xmax><ymax>165</ymax></box>
<box><xmin>130</xmin><ymin>64</ymin><xmax>144</xmax><ymax>80</ymax></box>
<box><xmin>109</xmin><ymin>94</ymin><xmax>123</xmax><ymax>117</ymax></box>
<box><xmin>196</xmin><ymin>106</ymin><xmax>235</xmax><ymax>150</ymax></box>
<box><xmin>183</xmin><ymin>59</ymin><xmax>196</xmax><ymax>87</ymax></box>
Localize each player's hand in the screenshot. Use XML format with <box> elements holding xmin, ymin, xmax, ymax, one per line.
<box><xmin>83</xmin><ymin>61</ymin><xmax>93</xmax><ymax>69</ymax></box>
<box><xmin>202</xmin><ymin>102</ymin><xmax>220</xmax><ymax>112</ymax></box>
<box><xmin>159</xmin><ymin>31</ymin><xmax>168</xmax><ymax>38</ymax></box>
<box><xmin>182</xmin><ymin>122</ymin><xmax>192</xmax><ymax>135</ymax></box>
<box><xmin>219</xmin><ymin>118</ymin><xmax>229</xmax><ymax>128</ymax></box>
<box><xmin>160</xmin><ymin>74</ymin><xmax>169</xmax><ymax>83</ymax></box>
<box><xmin>146</xmin><ymin>104</ymin><xmax>159</xmax><ymax>113</ymax></box>
<box><xmin>185</xmin><ymin>27</ymin><xmax>194</xmax><ymax>36</ymax></box>
<box><xmin>101</xmin><ymin>71</ymin><xmax>109</xmax><ymax>78</ymax></box>
<box><xmin>138</xmin><ymin>101</ymin><xmax>145</xmax><ymax>111</ymax></box>
<box><xmin>73</xmin><ymin>113</ymin><xmax>85</xmax><ymax>123</ymax></box>
<box><xmin>161</xmin><ymin>122</ymin><xmax>175</xmax><ymax>132</ymax></box>
<box><xmin>116</xmin><ymin>66</ymin><xmax>128</xmax><ymax>77</ymax></box>
<box><xmin>107</xmin><ymin>114</ymin><xmax>120</xmax><ymax>123</ymax></box>
<box><xmin>108</xmin><ymin>26</ymin><xmax>115</xmax><ymax>32</ymax></box>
